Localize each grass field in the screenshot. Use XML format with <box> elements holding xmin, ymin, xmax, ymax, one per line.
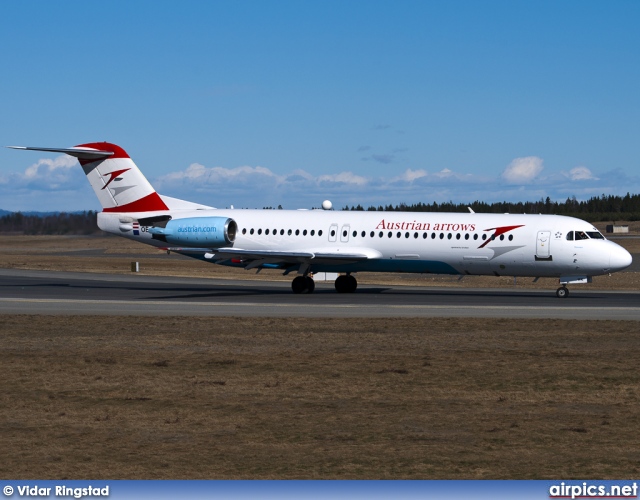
<box><xmin>2</xmin><ymin>316</ymin><xmax>639</xmax><ymax>479</ymax></box>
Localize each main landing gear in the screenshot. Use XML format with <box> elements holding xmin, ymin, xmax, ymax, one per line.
<box><xmin>556</xmin><ymin>286</ymin><xmax>569</xmax><ymax>298</ymax></box>
<box><xmin>291</xmin><ymin>275</ymin><xmax>315</xmax><ymax>294</ymax></box>
<box><xmin>335</xmin><ymin>274</ymin><xmax>357</xmax><ymax>293</ymax></box>
<box><xmin>290</xmin><ymin>274</ymin><xmax>358</xmax><ymax>294</ymax></box>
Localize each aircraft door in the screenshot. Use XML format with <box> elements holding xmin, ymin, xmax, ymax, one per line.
<box><xmin>536</xmin><ymin>230</ymin><xmax>551</xmax><ymax>259</ymax></box>
<box><xmin>340</xmin><ymin>224</ymin><xmax>350</xmax><ymax>243</ymax></box>
<box><xmin>328</xmin><ymin>224</ymin><xmax>338</xmax><ymax>242</ymax></box>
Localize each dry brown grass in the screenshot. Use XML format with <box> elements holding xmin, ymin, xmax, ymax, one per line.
<box><xmin>2</xmin><ymin>315</ymin><xmax>639</xmax><ymax>479</ymax></box>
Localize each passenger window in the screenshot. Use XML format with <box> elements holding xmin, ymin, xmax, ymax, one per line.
<box><xmin>456</xmin><ymin>233</ymin><xmax>461</xmax><ymax>240</ymax></box>
<box><xmin>447</xmin><ymin>233</ymin><xmax>452</xmax><ymax>240</ymax></box>
<box><xmin>482</xmin><ymin>234</ymin><xmax>486</xmax><ymax>240</ymax></box>
<box><xmin>414</xmin><ymin>232</ymin><xmax>418</xmax><ymax>239</ymax></box>
<box><xmin>288</xmin><ymin>229</ymin><xmax>292</xmax><ymax>236</ymax></box>
<box><xmin>361</xmin><ymin>231</ymin><xmax>365</xmax><ymax>237</ymax></box>
<box><xmin>303</xmin><ymin>229</ymin><xmax>307</xmax><ymax>236</ymax></box>
<box><xmin>473</xmin><ymin>234</ymin><xmax>478</xmax><ymax>240</ymax></box>
<box><xmin>330</xmin><ymin>229</ymin><xmax>335</xmax><ymax>237</ymax></box>
<box><xmin>431</xmin><ymin>233</ymin><xmax>436</xmax><ymax>239</ymax></box>
<box><xmin>353</xmin><ymin>230</ymin><xmax>357</xmax><ymax>237</ymax></box>
<box><xmin>318</xmin><ymin>230</ymin><xmax>323</xmax><ymax>236</ymax></box>
<box><xmin>464</xmin><ymin>234</ymin><xmax>469</xmax><ymax>240</ymax></box>
<box><xmin>439</xmin><ymin>233</ymin><xmax>444</xmax><ymax>239</ymax></box>
<box><xmin>242</xmin><ymin>228</ymin><xmax>247</xmax><ymax>235</ymax></box>
<box><xmin>265</xmin><ymin>229</ymin><xmax>269</xmax><ymax>235</ymax></box>
<box><xmin>422</xmin><ymin>233</ymin><xmax>427</xmax><ymax>239</ymax></box>
<box><xmin>310</xmin><ymin>230</ymin><xmax>315</xmax><ymax>236</ymax></box>
<box><xmin>280</xmin><ymin>229</ymin><xmax>284</xmax><ymax>235</ymax></box>
<box><xmin>500</xmin><ymin>234</ymin><xmax>504</xmax><ymax>240</ymax></box>
<box><xmin>370</xmin><ymin>231</ymin><xmax>374</xmax><ymax>237</ymax></box>
<box><xmin>250</xmin><ymin>228</ymin><xmax>254</xmax><ymax>235</ymax></box>
<box><xmin>379</xmin><ymin>231</ymin><xmax>383</xmax><ymax>238</ymax></box>
<box><xmin>295</xmin><ymin>229</ymin><xmax>300</xmax><ymax>236</ymax></box>
<box><xmin>508</xmin><ymin>235</ymin><xmax>513</xmax><ymax>241</ymax></box>
<box><xmin>257</xmin><ymin>229</ymin><xmax>262</xmax><ymax>235</ymax></box>
<box><xmin>388</xmin><ymin>232</ymin><xmax>393</xmax><ymax>238</ymax></box>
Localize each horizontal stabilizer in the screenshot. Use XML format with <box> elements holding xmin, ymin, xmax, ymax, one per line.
<box><xmin>7</xmin><ymin>146</ymin><xmax>114</xmax><ymax>160</ymax></box>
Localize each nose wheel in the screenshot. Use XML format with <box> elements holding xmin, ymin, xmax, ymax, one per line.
<box><xmin>556</xmin><ymin>286</ymin><xmax>569</xmax><ymax>298</ymax></box>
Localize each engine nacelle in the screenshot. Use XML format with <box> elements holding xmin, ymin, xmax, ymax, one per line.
<box><xmin>148</xmin><ymin>217</ymin><xmax>237</xmax><ymax>246</ymax></box>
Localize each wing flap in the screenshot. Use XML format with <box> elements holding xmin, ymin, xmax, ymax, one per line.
<box><xmin>163</xmin><ymin>246</ymin><xmax>378</xmax><ymax>265</ymax></box>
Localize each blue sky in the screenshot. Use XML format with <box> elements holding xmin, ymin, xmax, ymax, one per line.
<box><xmin>1</xmin><ymin>1</ymin><xmax>639</xmax><ymax>211</ymax></box>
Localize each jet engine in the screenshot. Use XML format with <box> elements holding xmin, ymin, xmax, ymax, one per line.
<box><xmin>147</xmin><ymin>217</ymin><xmax>237</xmax><ymax>246</ymax></box>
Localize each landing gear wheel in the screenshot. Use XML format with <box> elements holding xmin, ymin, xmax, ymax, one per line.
<box><xmin>556</xmin><ymin>286</ymin><xmax>569</xmax><ymax>298</ymax></box>
<box><xmin>305</xmin><ymin>276</ymin><xmax>315</xmax><ymax>294</ymax></box>
<box><xmin>292</xmin><ymin>276</ymin><xmax>315</xmax><ymax>294</ymax></box>
<box><xmin>335</xmin><ymin>274</ymin><xmax>358</xmax><ymax>293</ymax></box>
<box><xmin>346</xmin><ymin>274</ymin><xmax>357</xmax><ymax>293</ymax></box>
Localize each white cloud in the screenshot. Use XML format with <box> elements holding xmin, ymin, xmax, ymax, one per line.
<box><xmin>392</xmin><ymin>168</ymin><xmax>427</xmax><ymax>183</ymax></box>
<box><xmin>317</xmin><ymin>172</ymin><xmax>368</xmax><ymax>186</ymax></box>
<box><xmin>1</xmin><ymin>154</ymin><xmax>84</xmax><ymax>191</ymax></box>
<box><xmin>568</xmin><ymin>166</ymin><xmax>598</xmax><ymax>181</ymax></box>
<box><xmin>0</xmin><ymin>154</ymin><xmax>96</xmax><ymax>211</ymax></box>
<box><xmin>160</xmin><ymin>163</ymin><xmax>284</xmax><ymax>185</ymax></box>
<box><xmin>501</xmin><ymin>156</ymin><xmax>544</xmax><ymax>184</ymax></box>
<box><xmin>2</xmin><ymin>153</ymin><xmax>638</xmax><ymax>212</ymax></box>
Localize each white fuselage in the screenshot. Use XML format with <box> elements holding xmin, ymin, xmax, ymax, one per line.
<box><xmin>98</xmin><ymin>209</ymin><xmax>632</xmax><ymax>279</ymax></box>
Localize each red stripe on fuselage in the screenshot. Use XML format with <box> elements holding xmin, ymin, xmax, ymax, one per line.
<box><xmin>102</xmin><ymin>192</ymin><xmax>169</xmax><ymax>213</ymax></box>
<box><xmin>478</xmin><ymin>225</ymin><xmax>525</xmax><ymax>248</ymax></box>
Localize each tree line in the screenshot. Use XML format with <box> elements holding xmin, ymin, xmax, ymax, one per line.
<box><xmin>344</xmin><ymin>193</ymin><xmax>640</xmax><ymax>222</ymax></box>
<box><xmin>0</xmin><ymin>211</ymin><xmax>102</xmax><ymax>235</ymax></box>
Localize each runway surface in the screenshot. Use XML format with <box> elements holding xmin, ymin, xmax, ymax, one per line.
<box><xmin>1</xmin><ymin>268</ymin><xmax>639</xmax><ymax>320</ymax></box>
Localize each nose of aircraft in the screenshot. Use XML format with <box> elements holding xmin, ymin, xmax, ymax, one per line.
<box><xmin>610</xmin><ymin>244</ymin><xmax>633</xmax><ymax>272</ymax></box>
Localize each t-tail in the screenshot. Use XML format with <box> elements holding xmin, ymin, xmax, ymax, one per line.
<box><xmin>8</xmin><ymin>142</ymin><xmax>208</xmax><ymax>213</ymax></box>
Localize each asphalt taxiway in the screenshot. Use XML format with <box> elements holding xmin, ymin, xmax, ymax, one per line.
<box><xmin>1</xmin><ymin>268</ymin><xmax>639</xmax><ymax>320</ymax></box>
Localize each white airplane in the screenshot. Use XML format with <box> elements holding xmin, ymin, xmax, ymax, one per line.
<box><xmin>9</xmin><ymin>142</ymin><xmax>632</xmax><ymax>297</ymax></box>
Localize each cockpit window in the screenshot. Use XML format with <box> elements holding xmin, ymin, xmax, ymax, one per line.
<box><xmin>586</xmin><ymin>231</ymin><xmax>605</xmax><ymax>240</ymax></box>
<box><xmin>566</xmin><ymin>231</ymin><xmax>574</xmax><ymax>241</ymax></box>
<box><xmin>574</xmin><ymin>231</ymin><xmax>589</xmax><ymax>240</ymax></box>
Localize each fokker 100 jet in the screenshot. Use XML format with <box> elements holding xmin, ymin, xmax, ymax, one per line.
<box><xmin>9</xmin><ymin>142</ymin><xmax>632</xmax><ymax>297</ymax></box>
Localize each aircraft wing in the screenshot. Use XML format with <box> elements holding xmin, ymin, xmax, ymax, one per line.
<box><xmin>164</xmin><ymin>246</ymin><xmax>380</xmax><ymax>269</ymax></box>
